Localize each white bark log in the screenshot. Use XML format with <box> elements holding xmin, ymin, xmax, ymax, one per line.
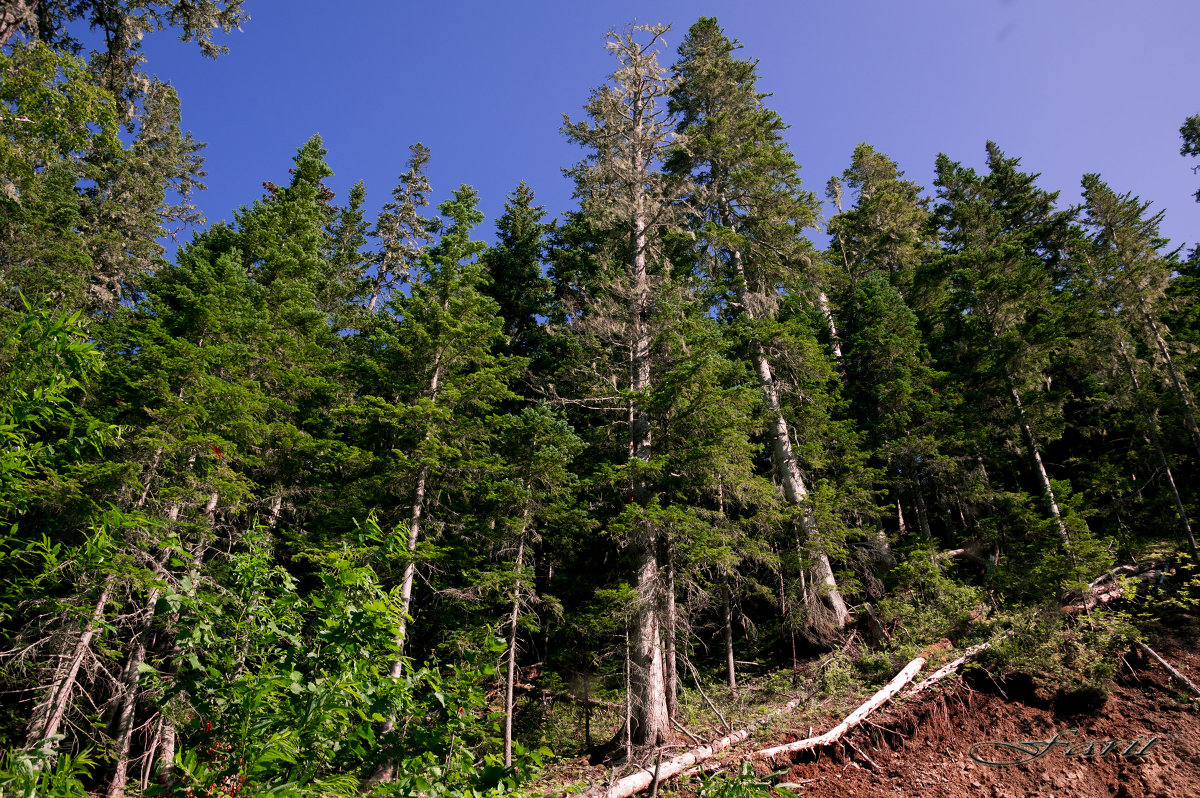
<box><xmin>902</xmin><ymin>637</ymin><xmax>1007</xmax><ymax>699</ymax></box>
<box><xmin>752</xmin><ymin>656</ymin><xmax>926</xmax><ymax>761</ymax></box>
<box><xmin>580</xmin><ymin>692</ymin><xmax>807</xmax><ymax>798</ymax></box>
<box><xmin>1134</xmin><ymin>640</ymin><xmax>1200</xmax><ymax>699</ymax></box>
<box><xmin>580</xmin><ymin>657</ymin><xmax>925</xmax><ymax>798</ymax></box>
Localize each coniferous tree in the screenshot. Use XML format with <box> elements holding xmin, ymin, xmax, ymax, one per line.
<box><xmin>350</xmin><ymin>183</ymin><xmax>522</xmax><ymax>782</ymax></box>
<box><xmin>561</xmin><ymin>22</ymin><xmax>685</xmax><ymax>747</ymax></box>
<box><xmin>922</xmin><ymin>143</ymin><xmax>1104</xmax><ymax>592</ymax></box>
<box><xmin>482</xmin><ymin>182</ymin><xmax>553</xmax><ymax>363</ymax></box>
<box><xmin>667</xmin><ymin>17</ymin><xmax>851</xmax><ymax>634</ymax></box>
<box><xmin>1075</xmin><ymin>174</ymin><xmax>1197</xmax><ymax>557</ymax></box>
<box><xmin>827</xmin><ymin>145</ymin><xmax>950</xmax><ymax>543</ymax></box>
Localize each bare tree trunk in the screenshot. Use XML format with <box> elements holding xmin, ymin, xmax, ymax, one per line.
<box><xmin>816</xmin><ymin>290</ymin><xmax>844</xmax><ymax>363</ymax></box>
<box><xmin>370</xmin><ymin>351</ymin><xmax>444</xmax><ymax>787</ymax></box>
<box><xmin>1139</xmin><ymin>299</ymin><xmax>1200</xmax><ymax>460</ymax></box>
<box><xmin>267</xmin><ymin>493</ymin><xmax>283</xmax><ymax>528</ymax></box>
<box><xmin>0</xmin><ymin>0</ymin><xmax>36</xmax><ymax>47</ymax></box>
<box><xmin>1005</xmin><ymin>368</ymin><xmax>1071</xmax><ymax>547</ymax></box>
<box><xmin>1119</xmin><ymin>341</ymin><xmax>1197</xmax><ymax>559</ymax></box>
<box><xmin>723</xmin><ymin>582</ymin><xmax>737</xmax><ymax>696</ymax></box>
<box><xmin>25</xmin><ymin>577</ymin><xmax>113</xmax><ymax>748</ymax></box>
<box><xmin>624</xmin><ymin>623</ymin><xmax>633</xmax><ymax>761</ymax></box>
<box><xmin>625</xmin><ymin>121</ymin><xmax>669</xmax><ymax>748</ymax></box>
<box><xmin>503</xmin><ymin>516</ymin><xmax>528</xmax><ymax>768</ymax></box>
<box><xmin>156</xmin><ymin>704</ymin><xmax>177</xmax><ymax>789</ymax></box>
<box><xmin>107</xmin><ymin>588</ymin><xmax>161</xmax><ymax>797</ymax></box>
<box><xmin>722</xmin><ymin>223</ymin><xmax>848</xmax><ymax>629</ymax></box>
<box><xmin>913</xmin><ymin>483</ymin><xmax>934</xmax><ymax>539</ymax></box>
<box><xmin>662</xmin><ymin>544</ymin><xmax>678</xmax><ymax>724</ymax></box>
<box><xmin>762</xmin><ymin>366</ymin><xmax>849</xmax><ymax>628</ymax></box>
<box><xmin>394</xmin><ymin>463</ymin><xmax>429</xmax><ymax>663</ymax></box>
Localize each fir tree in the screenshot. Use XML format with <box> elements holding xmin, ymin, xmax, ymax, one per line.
<box><xmin>560</xmin><ymin>22</ymin><xmax>684</xmax><ymax>748</ymax></box>
<box><xmin>668</xmin><ymin>16</ymin><xmax>851</xmax><ymax>634</ymax></box>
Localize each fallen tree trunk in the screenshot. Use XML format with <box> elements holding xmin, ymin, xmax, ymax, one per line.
<box><xmin>902</xmin><ymin>632</ymin><xmax>1014</xmax><ymax>699</ymax></box>
<box><xmin>751</xmin><ymin>656</ymin><xmax>926</xmax><ymax>762</ymax></box>
<box><xmin>578</xmin><ymin>693</ymin><xmax>807</xmax><ymax>798</ymax></box>
<box><xmin>1135</xmin><ymin>640</ymin><xmax>1200</xmax><ymax>699</ymax></box>
<box><xmin>1061</xmin><ymin>562</ymin><xmax>1167</xmax><ymax>615</ymax></box>
<box><xmin>578</xmin><ymin>657</ymin><xmax>926</xmax><ymax>798</ymax></box>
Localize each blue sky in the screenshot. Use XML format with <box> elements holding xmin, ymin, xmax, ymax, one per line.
<box><xmin>142</xmin><ymin>0</ymin><xmax>1200</xmax><ymax>253</ymax></box>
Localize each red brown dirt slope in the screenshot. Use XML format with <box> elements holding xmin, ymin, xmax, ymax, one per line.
<box><xmin>776</xmin><ymin>644</ymin><xmax>1200</xmax><ymax>798</ymax></box>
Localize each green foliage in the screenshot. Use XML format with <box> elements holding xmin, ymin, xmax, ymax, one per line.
<box><xmin>678</xmin><ymin>761</ymin><xmax>796</xmax><ymax>798</ymax></box>
<box><xmin>876</xmin><ymin>549</ymin><xmax>989</xmax><ymax>654</ymax></box>
<box><xmin>0</xmin><ymin>42</ymin><xmax>119</xmax><ymax>192</ymax></box>
<box><xmin>0</xmin><ymin>742</ymin><xmax>96</xmax><ymax>798</ymax></box>
<box><xmin>1181</xmin><ymin>114</ymin><xmax>1200</xmax><ymax>202</ymax></box>
<box><xmin>0</xmin><ymin>300</ymin><xmax>110</xmax><ymax>515</ymax></box>
<box><xmin>160</xmin><ymin>533</ymin><xmax>529</xmax><ymax>797</ymax></box>
<box><xmin>986</xmin><ymin>609</ymin><xmax>1137</xmax><ymax>697</ymax></box>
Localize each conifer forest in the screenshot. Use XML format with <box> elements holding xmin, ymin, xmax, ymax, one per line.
<box><xmin>2</xmin><ymin>5</ymin><xmax>1200</xmax><ymax>797</ymax></box>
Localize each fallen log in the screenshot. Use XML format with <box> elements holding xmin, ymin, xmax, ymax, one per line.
<box><xmin>578</xmin><ymin>657</ymin><xmax>928</xmax><ymax>797</ymax></box>
<box><xmin>578</xmin><ymin>693</ymin><xmax>807</xmax><ymax>798</ymax></box>
<box><xmin>902</xmin><ymin>632</ymin><xmax>1013</xmax><ymax>699</ymax></box>
<box><xmin>751</xmin><ymin>656</ymin><xmax>926</xmax><ymax>762</ymax></box>
<box><xmin>1061</xmin><ymin>562</ymin><xmax>1167</xmax><ymax>615</ymax></box>
<box><xmin>1135</xmin><ymin>640</ymin><xmax>1200</xmax><ymax>699</ymax></box>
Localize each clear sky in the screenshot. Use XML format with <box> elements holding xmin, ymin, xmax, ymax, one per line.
<box><xmin>142</xmin><ymin>0</ymin><xmax>1200</xmax><ymax>253</ymax></box>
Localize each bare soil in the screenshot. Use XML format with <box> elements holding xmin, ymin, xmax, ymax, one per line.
<box><xmin>770</xmin><ymin>641</ymin><xmax>1200</xmax><ymax>798</ymax></box>
<box><xmin>538</xmin><ymin>639</ymin><xmax>1200</xmax><ymax>798</ymax></box>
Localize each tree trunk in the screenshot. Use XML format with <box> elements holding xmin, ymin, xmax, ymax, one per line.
<box><xmin>817</xmin><ymin>290</ymin><xmax>844</xmax><ymax>363</ymax></box>
<box><xmin>662</xmin><ymin>544</ymin><xmax>678</xmax><ymax>724</ymax></box>
<box><xmin>370</xmin><ymin>355</ymin><xmax>444</xmax><ymax>787</ymax></box>
<box><xmin>1119</xmin><ymin>341</ymin><xmax>1197</xmax><ymax>559</ymax></box>
<box><xmin>25</xmin><ymin>577</ymin><xmax>113</xmax><ymax>749</ymax></box>
<box><xmin>624</xmin><ymin>120</ymin><xmax>669</xmax><ymax>748</ymax></box>
<box><xmin>722</xmin><ymin>221</ymin><xmax>848</xmax><ymax>629</ymax></box>
<box><xmin>0</xmin><ymin>0</ymin><xmax>36</xmax><ymax>48</ymax></box>
<box><xmin>913</xmin><ymin>482</ymin><xmax>934</xmax><ymax>539</ymax></box>
<box><xmin>580</xmin><ymin>657</ymin><xmax>925</xmax><ymax>798</ymax></box>
<box><xmin>723</xmin><ymin>582</ymin><xmax>737</xmax><ymax>696</ymax></box>
<box><xmin>503</xmin><ymin>515</ymin><xmax>529</xmax><ymax>768</ymax></box>
<box><xmin>1005</xmin><ymin>367</ymin><xmax>1071</xmax><ymax>547</ymax></box>
<box><xmin>107</xmin><ymin>588</ymin><xmax>161</xmax><ymax>797</ymax></box>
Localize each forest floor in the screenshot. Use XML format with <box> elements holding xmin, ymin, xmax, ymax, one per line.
<box><xmin>536</xmin><ymin>634</ymin><xmax>1200</xmax><ymax>798</ymax></box>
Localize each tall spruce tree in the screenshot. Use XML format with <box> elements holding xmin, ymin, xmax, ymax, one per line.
<box><xmin>1076</xmin><ymin>174</ymin><xmax>1197</xmax><ymax>557</ymax></box>
<box><xmin>482</xmin><ymin>182</ymin><xmax>552</xmax><ymax>363</ymax></box>
<box><xmin>923</xmin><ymin>143</ymin><xmax>1107</xmax><ymax>592</ymax></box>
<box><xmin>667</xmin><ymin>17</ymin><xmax>850</xmax><ymax>633</ymax></box>
<box><xmin>351</xmin><ymin>183</ymin><xmax>522</xmax><ymax>782</ymax></box>
<box><xmin>826</xmin><ymin>145</ymin><xmax>949</xmax><ymax>543</ymax></box>
<box><xmin>561</xmin><ymin>22</ymin><xmax>684</xmax><ymax>747</ymax></box>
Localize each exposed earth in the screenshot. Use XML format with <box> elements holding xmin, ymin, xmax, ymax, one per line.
<box><xmin>545</xmin><ymin>638</ymin><xmax>1200</xmax><ymax>798</ymax></box>
<box><xmin>774</xmin><ymin>642</ymin><xmax>1199</xmax><ymax>797</ymax></box>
